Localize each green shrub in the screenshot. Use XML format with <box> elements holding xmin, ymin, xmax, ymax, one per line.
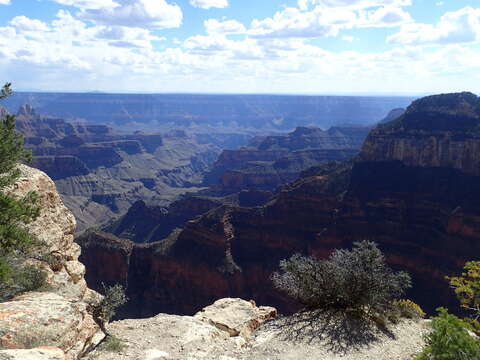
<box><xmin>393</xmin><ymin>299</ymin><xmax>425</xmax><ymax>320</ymax></box>
<box><xmin>272</xmin><ymin>240</ymin><xmax>411</xmax><ymax>321</ymax></box>
<box><xmin>416</xmin><ymin>307</ymin><xmax>480</xmax><ymax>360</ymax></box>
<box><xmin>97</xmin><ymin>335</ymin><xmax>126</xmax><ymax>353</ymax></box>
<box><xmin>0</xmin><ymin>260</ymin><xmax>49</xmax><ymax>301</ymax></box>
<box><xmin>90</xmin><ymin>284</ymin><xmax>128</xmax><ymax>334</ymax></box>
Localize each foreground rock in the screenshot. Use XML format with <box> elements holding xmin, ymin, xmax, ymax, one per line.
<box><xmin>0</xmin><ymin>166</ymin><xmax>102</xmax><ymax>359</ymax></box>
<box><xmin>194</xmin><ymin>298</ymin><xmax>277</xmax><ymax>339</ymax></box>
<box><xmin>89</xmin><ymin>298</ymin><xmax>427</xmax><ymax>360</ymax></box>
<box><xmin>90</xmin><ymin>298</ymin><xmax>277</xmax><ymax>360</ymax></box>
<box><xmin>0</xmin><ymin>293</ymin><xmax>99</xmax><ymax>358</ymax></box>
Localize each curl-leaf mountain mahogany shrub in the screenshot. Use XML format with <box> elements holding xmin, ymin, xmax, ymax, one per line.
<box><xmin>0</xmin><ymin>82</ymin><xmax>44</xmax><ymax>301</ymax></box>
<box><xmin>272</xmin><ymin>240</ymin><xmax>411</xmax><ymax>319</ymax></box>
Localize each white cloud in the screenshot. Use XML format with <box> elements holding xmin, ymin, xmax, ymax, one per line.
<box><xmin>50</xmin><ymin>0</ymin><xmax>119</xmax><ymax>9</ymax></box>
<box><xmin>10</xmin><ymin>16</ymin><xmax>50</xmax><ymax>32</ymax></box>
<box><xmin>249</xmin><ymin>4</ymin><xmax>411</xmax><ymax>39</ymax></box>
<box><xmin>95</xmin><ymin>26</ymin><xmax>165</xmax><ymax>48</ymax></box>
<box><xmin>362</xmin><ymin>6</ymin><xmax>412</xmax><ymax>27</ymax></box>
<box><xmin>0</xmin><ymin>0</ymin><xmax>10</xmax><ymax>5</ymax></box>
<box><xmin>342</xmin><ymin>35</ymin><xmax>354</xmax><ymax>41</ymax></box>
<box><xmin>388</xmin><ymin>6</ymin><xmax>480</xmax><ymax>45</ymax></box>
<box><xmin>190</xmin><ymin>0</ymin><xmax>228</xmax><ymax>9</ymax></box>
<box><xmin>249</xmin><ymin>7</ymin><xmax>357</xmax><ymax>38</ymax></box>
<box><xmin>298</xmin><ymin>0</ymin><xmax>411</xmax><ymax>10</ymax></box>
<box><xmin>204</xmin><ymin>19</ymin><xmax>246</xmax><ymax>34</ymax></box>
<box><xmin>52</xmin><ymin>0</ymin><xmax>182</xmax><ymax>29</ymax></box>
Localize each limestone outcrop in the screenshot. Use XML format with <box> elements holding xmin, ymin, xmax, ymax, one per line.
<box><xmin>194</xmin><ymin>298</ymin><xmax>277</xmax><ymax>339</ymax></box>
<box><xmin>0</xmin><ymin>165</ymin><xmax>103</xmax><ymax>359</ymax></box>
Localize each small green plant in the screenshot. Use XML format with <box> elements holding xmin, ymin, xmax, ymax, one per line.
<box><xmin>415</xmin><ymin>307</ymin><xmax>480</xmax><ymax>360</ymax></box>
<box><xmin>90</xmin><ymin>284</ymin><xmax>128</xmax><ymax>335</ymax></box>
<box><xmin>393</xmin><ymin>299</ymin><xmax>425</xmax><ymax>320</ymax></box>
<box><xmin>98</xmin><ymin>335</ymin><xmax>126</xmax><ymax>353</ymax></box>
<box><xmin>272</xmin><ymin>240</ymin><xmax>411</xmax><ymax>322</ymax></box>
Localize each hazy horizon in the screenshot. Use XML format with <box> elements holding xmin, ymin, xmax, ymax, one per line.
<box><xmin>11</xmin><ymin>89</ymin><xmax>429</xmax><ymax>97</ymax></box>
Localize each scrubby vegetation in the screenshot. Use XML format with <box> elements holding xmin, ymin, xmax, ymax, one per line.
<box><xmin>96</xmin><ymin>335</ymin><xmax>126</xmax><ymax>353</ymax></box>
<box><xmin>272</xmin><ymin>240</ymin><xmax>412</xmax><ymax>322</ymax></box>
<box><xmin>90</xmin><ymin>283</ymin><xmax>128</xmax><ymax>335</ymax></box>
<box><xmin>414</xmin><ymin>261</ymin><xmax>480</xmax><ymax>359</ymax></box>
<box><xmin>416</xmin><ymin>307</ymin><xmax>480</xmax><ymax>360</ymax></box>
<box><xmin>390</xmin><ymin>299</ymin><xmax>425</xmax><ymax>321</ymax></box>
<box><xmin>0</xmin><ymin>82</ymin><xmax>46</xmax><ymax>301</ymax></box>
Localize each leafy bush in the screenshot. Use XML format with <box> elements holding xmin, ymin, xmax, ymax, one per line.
<box><xmin>90</xmin><ymin>284</ymin><xmax>128</xmax><ymax>334</ymax></box>
<box><xmin>272</xmin><ymin>240</ymin><xmax>411</xmax><ymax>320</ymax></box>
<box><xmin>392</xmin><ymin>299</ymin><xmax>426</xmax><ymax>320</ymax></box>
<box><xmin>416</xmin><ymin>307</ymin><xmax>480</xmax><ymax>360</ymax></box>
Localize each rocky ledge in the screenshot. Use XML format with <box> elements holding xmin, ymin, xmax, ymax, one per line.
<box><xmin>88</xmin><ymin>298</ymin><xmax>427</xmax><ymax>360</ymax></box>
<box><xmin>0</xmin><ymin>165</ymin><xmax>103</xmax><ymax>359</ymax></box>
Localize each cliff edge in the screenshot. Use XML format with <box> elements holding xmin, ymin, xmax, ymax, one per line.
<box><xmin>0</xmin><ymin>165</ymin><xmax>104</xmax><ymax>359</ymax></box>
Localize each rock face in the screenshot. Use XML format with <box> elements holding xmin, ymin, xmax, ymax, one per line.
<box><xmin>104</xmin><ymin>197</ymin><xmax>224</xmax><ymax>244</ymax></box>
<box><xmin>0</xmin><ymin>165</ymin><xmax>102</xmax><ymax>359</ymax></box>
<box><xmin>79</xmin><ymin>92</ymin><xmax>480</xmax><ymax>319</ymax></box>
<box><xmin>205</xmin><ymin>126</ymin><xmax>369</xmax><ymax>193</ymax></box>
<box><xmin>362</xmin><ymin>92</ymin><xmax>480</xmax><ymax>175</ymax></box>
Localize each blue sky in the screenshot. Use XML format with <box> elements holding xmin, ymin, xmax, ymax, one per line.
<box><xmin>0</xmin><ymin>0</ymin><xmax>479</xmax><ymax>94</ymax></box>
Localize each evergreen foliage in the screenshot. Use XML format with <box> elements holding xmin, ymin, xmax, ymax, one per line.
<box><xmin>272</xmin><ymin>240</ymin><xmax>411</xmax><ymax>321</ymax></box>
<box><xmin>0</xmin><ymin>82</ymin><xmax>43</xmax><ymax>300</ymax></box>
<box><xmin>416</xmin><ymin>307</ymin><xmax>480</xmax><ymax>360</ymax></box>
<box><xmin>447</xmin><ymin>260</ymin><xmax>480</xmax><ymax>319</ymax></box>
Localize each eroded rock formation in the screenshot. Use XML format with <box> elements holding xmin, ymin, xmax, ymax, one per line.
<box><xmin>11</xmin><ymin>106</ymin><xmax>230</xmax><ymax>231</ymax></box>
<box><xmin>204</xmin><ymin>126</ymin><xmax>369</xmax><ymax>193</ymax></box>
<box><xmin>0</xmin><ymin>165</ymin><xmax>103</xmax><ymax>359</ymax></box>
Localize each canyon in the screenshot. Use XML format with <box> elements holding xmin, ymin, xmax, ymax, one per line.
<box><xmin>100</xmin><ymin>124</ymin><xmax>370</xmax><ymax>244</ymax></box>
<box><xmin>78</xmin><ymin>92</ymin><xmax>480</xmax><ymax>320</ymax></box>
<box><xmin>4</xmin><ymin>104</ymin><xmax>250</xmax><ymax>232</ymax></box>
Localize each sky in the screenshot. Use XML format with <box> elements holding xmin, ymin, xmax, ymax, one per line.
<box><xmin>0</xmin><ymin>0</ymin><xmax>479</xmax><ymax>94</ymax></box>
